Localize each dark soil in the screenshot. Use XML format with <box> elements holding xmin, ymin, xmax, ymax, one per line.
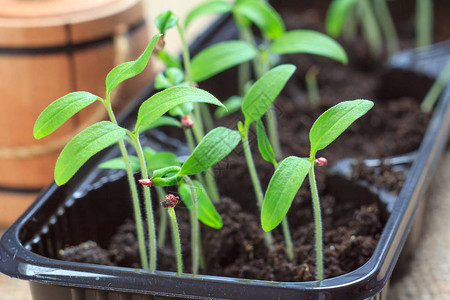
<box><xmin>351</xmin><ymin>160</ymin><xmax>407</xmax><ymax>195</ymax></box>
<box><xmin>59</xmin><ymin>0</ymin><xmax>442</xmax><ymax>282</ymax></box>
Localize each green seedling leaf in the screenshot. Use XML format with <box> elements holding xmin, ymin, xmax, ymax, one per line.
<box><xmin>99</xmin><ymin>156</ymin><xmax>141</xmax><ymax>172</ymax></box>
<box><xmin>166</xmin><ymin>68</ymin><xmax>185</xmax><ymax>85</ymax></box>
<box><xmin>214</xmin><ymin>95</ymin><xmax>243</xmax><ymax>118</ymax></box>
<box><xmin>147</xmin><ymin>152</ymin><xmax>181</xmax><ymax>170</ymax></box>
<box><xmin>179</xmin><ymin>180</ymin><xmax>223</xmax><ymax>229</ymax></box>
<box><xmin>152</xmin><ymin>166</ymin><xmax>182</xmax><ymax>186</ymax></box>
<box><xmin>242</xmin><ymin>64</ymin><xmax>296</xmax><ymax>124</ymax></box>
<box><xmin>261</xmin><ymin>156</ymin><xmax>310</xmax><ymax>231</ymax></box>
<box><xmin>155</xmin><ymin>10</ymin><xmax>178</xmax><ymax>35</ymax></box>
<box><xmin>256</xmin><ymin>120</ymin><xmax>276</xmax><ymax>165</ymax></box>
<box><xmin>139</xmin><ymin>116</ymin><xmax>182</xmax><ymax>133</ymax></box>
<box><xmin>234</xmin><ymin>0</ymin><xmax>284</xmax><ymax>39</ymax></box>
<box><xmin>325</xmin><ymin>0</ymin><xmax>358</xmax><ymax>37</ymax></box>
<box><xmin>310</xmin><ymin>100</ymin><xmax>374</xmax><ymax>156</ymax></box>
<box><xmin>179</xmin><ymin>127</ymin><xmax>240</xmax><ymax>175</ymax></box>
<box><xmin>55</xmin><ymin>121</ymin><xmax>126</xmax><ymax>185</ymax></box>
<box><xmin>271</xmin><ymin>30</ymin><xmax>348</xmax><ymax>64</ymax></box>
<box><xmin>33</xmin><ymin>92</ymin><xmax>99</xmax><ymax>139</ymax></box>
<box><xmin>154</xmin><ymin>73</ymin><xmax>172</xmax><ymax>90</ymax></box>
<box><xmin>185</xmin><ymin>0</ymin><xmax>233</xmax><ymax>28</ymax></box>
<box><xmin>191</xmin><ymin>40</ymin><xmax>257</xmax><ymax>82</ymax></box>
<box><xmin>106</xmin><ymin>33</ymin><xmax>161</xmax><ymax>94</ymax></box>
<box><xmin>135</xmin><ymin>86</ymin><xmax>224</xmax><ymax>132</ymax></box>
<box><xmin>158</xmin><ymin>50</ymin><xmax>182</xmax><ymax>69</ymax></box>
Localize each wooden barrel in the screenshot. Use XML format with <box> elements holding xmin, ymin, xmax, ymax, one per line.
<box><xmin>0</xmin><ymin>0</ymin><xmax>153</xmax><ymax>225</ymax></box>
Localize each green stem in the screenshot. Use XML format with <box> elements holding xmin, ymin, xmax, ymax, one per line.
<box><xmin>102</xmin><ymin>97</ymin><xmax>148</xmax><ymax>270</ymax></box>
<box><xmin>132</xmin><ymin>134</ymin><xmax>157</xmax><ymax>271</ymax></box>
<box><xmin>240</xmin><ymin>124</ymin><xmax>273</xmax><ymax>250</ymax></box>
<box><xmin>308</xmin><ymin>162</ymin><xmax>323</xmax><ymax>282</ymax></box>
<box><xmin>183</xmin><ymin>175</ymin><xmax>199</xmax><ymax>274</ymax></box>
<box><xmin>168</xmin><ymin>207</ymin><xmax>183</xmax><ymax>274</ymax></box>
<box><xmin>343</xmin><ymin>8</ymin><xmax>358</xmax><ymax>42</ymax></box>
<box><xmin>416</xmin><ymin>0</ymin><xmax>433</xmax><ymax>48</ymax></box>
<box><xmin>157</xmin><ymin>186</ymin><xmax>168</xmax><ymax>248</ymax></box>
<box><xmin>281</xmin><ymin>218</ymin><xmax>294</xmax><ymax>261</ymax></box>
<box><xmin>421</xmin><ymin>59</ymin><xmax>450</xmax><ymax>113</ymax></box>
<box><xmin>200</xmin><ymin>102</ymin><xmax>215</xmax><ymax>133</ymax></box>
<box><xmin>358</xmin><ymin>0</ymin><xmax>383</xmax><ymax>58</ymax></box>
<box><xmin>305</xmin><ymin>66</ymin><xmax>320</xmax><ymax>109</ymax></box>
<box><xmin>373</xmin><ymin>0</ymin><xmax>399</xmax><ymax>57</ymax></box>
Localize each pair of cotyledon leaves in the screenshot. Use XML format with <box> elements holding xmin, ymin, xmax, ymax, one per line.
<box><xmin>261</xmin><ymin>99</ymin><xmax>374</xmax><ymax>232</ymax></box>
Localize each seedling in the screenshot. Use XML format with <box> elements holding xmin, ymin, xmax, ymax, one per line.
<box><xmin>153</xmin><ymin>10</ymin><xmax>257</xmax><ymax>202</ymax></box>
<box><xmin>186</xmin><ymin>0</ymin><xmax>348</xmax><ymax>159</ymax></box>
<box><xmin>261</xmin><ymin>100</ymin><xmax>374</xmax><ymax>282</ymax></box>
<box><xmin>33</xmin><ymin>34</ymin><xmax>225</xmax><ymax>272</ymax></box>
<box><xmin>150</xmin><ymin>126</ymin><xmax>239</xmax><ymax>274</ymax></box>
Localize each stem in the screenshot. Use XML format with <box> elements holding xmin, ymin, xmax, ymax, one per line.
<box><xmin>133</xmin><ymin>134</ymin><xmax>157</xmax><ymax>271</ymax></box>
<box><xmin>416</xmin><ymin>0</ymin><xmax>433</xmax><ymax>48</ymax></box>
<box><xmin>305</xmin><ymin>66</ymin><xmax>320</xmax><ymax>109</ymax></box>
<box><xmin>204</xmin><ymin>168</ymin><xmax>220</xmax><ymax>203</ymax></box>
<box><xmin>308</xmin><ymin>162</ymin><xmax>323</xmax><ymax>282</ymax></box>
<box><xmin>102</xmin><ymin>97</ymin><xmax>148</xmax><ymax>270</ymax></box>
<box><xmin>343</xmin><ymin>8</ymin><xmax>358</xmax><ymax>42</ymax></box>
<box><xmin>168</xmin><ymin>207</ymin><xmax>183</xmax><ymax>274</ymax></box>
<box><xmin>183</xmin><ymin>175</ymin><xmax>199</xmax><ymax>274</ymax></box>
<box><xmin>281</xmin><ymin>218</ymin><xmax>294</xmax><ymax>261</ymax></box>
<box><xmin>421</xmin><ymin>59</ymin><xmax>450</xmax><ymax>113</ymax></box>
<box><xmin>240</xmin><ymin>125</ymin><xmax>273</xmax><ymax>250</ymax></box>
<box><xmin>358</xmin><ymin>0</ymin><xmax>383</xmax><ymax>58</ymax></box>
<box><xmin>157</xmin><ymin>186</ymin><xmax>168</xmax><ymax>248</ymax></box>
<box><xmin>200</xmin><ymin>102</ymin><xmax>215</xmax><ymax>133</ymax></box>
<box><xmin>373</xmin><ymin>0</ymin><xmax>399</xmax><ymax>57</ymax></box>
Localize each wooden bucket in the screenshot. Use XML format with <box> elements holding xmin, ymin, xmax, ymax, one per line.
<box><xmin>0</xmin><ymin>0</ymin><xmax>153</xmax><ymax>225</ymax></box>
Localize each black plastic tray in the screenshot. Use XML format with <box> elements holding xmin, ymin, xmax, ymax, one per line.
<box><xmin>1</xmin><ymin>12</ymin><xmax>449</xmax><ymax>299</ymax></box>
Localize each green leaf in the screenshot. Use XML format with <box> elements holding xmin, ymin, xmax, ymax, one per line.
<box><xmin>234</xmin><ymin>0</ymin><xmax>284</xmax><ymax>39</ymax></box>
<box><xmin>154</xmin><ymin>10</ymin><xmax>178</xmax><ymax>35</ymax></box>
<box><xmin>325</xmin><ymin>0</ymin><xmax>358</xmax><ymax>37</ymax></box>
<box><xmin>154</xmin><ymin>73</ymin><xmax>172</xmax><ymax>90</ymax></box>
<box><xmin>33</xmin><ymin>92</ymin><xmax>99</xmax><ymax>139</ymax></box>
<box><xmin>179</xmin><ymin>180</ymin><xmax>223</xmax><ymax>229</ymax></box>
<box><xmin>310</xmin><ymin>100</ymin><xmax>374</xmax><ymax>156</ymax></box>
<box><xmin>179</xmin><ymin>127</ymin><xmax>240</xmax><ymax>176</ymax></box>
<box><xmin>271</xmin><ymin>30</ymin><xmax>348</xmax><ymax>64</ymax></box>
<box><xmin>135</xmin><ymin>87</ymin><xmax>224</xmax><ymax>132</ymax></box>
<box><xmin>99</xmin><ymin>156</ymin><xmax>141</xmax><ymax>172</ymax></box>
<box><xmin>157</xmin><ymin>50</ymin><xmax>182</xmax><ymax>69</ymax></box>
<box><xmin>166</xmin><ymin>68</ymin><xmax>185</xmax><ymax>85</ymax></box>
<box><xmin>256</xmin><ymin>120</ymin><xmax>276</xmax><ymax>165</ymax></box>
<box><xmin>185</xmin><ymin>0</ymin><xmax>233</xmax><ymax>29</ymax></box>
<box><xmin>214</xmin><ymin>95</ymin><xmax>243</xmax><ymax>118</ymax></box>
<box><xmin>152</xmin><ymin>166</ymin><xmax>182</xmax><ymax>186</ymax></box>
<box><xmin>261</xmin><ymin>156</ymin><xmax>310</xmax><ymax>232</ymax></box>
<box><xmin>139</xmin><ymin>116</ymin><xmax>182</xmax><ymax>132</ymax></box>
<box><xmin>55</xmin><ymin>121</ymin><xmax>126</xmax><ymax>185</ymax></box>
<box><xmin>106</xmin><ymin>33</ymin><xmax>161</xmax><ymax>94</ymax></box>
<box><xmin>191</xmin><ymin>40</ymin><xmax>257</xmax><ymax>82</ymax></box>
<box><xmin>242</xmin><ymin>64</ymin><xmax>296</xmax><ymax>124</ymax></box>
<box><xmin>147</xmin><ymin>152</ymin><xmax>181</xmax><ymax>170</ymax></box>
